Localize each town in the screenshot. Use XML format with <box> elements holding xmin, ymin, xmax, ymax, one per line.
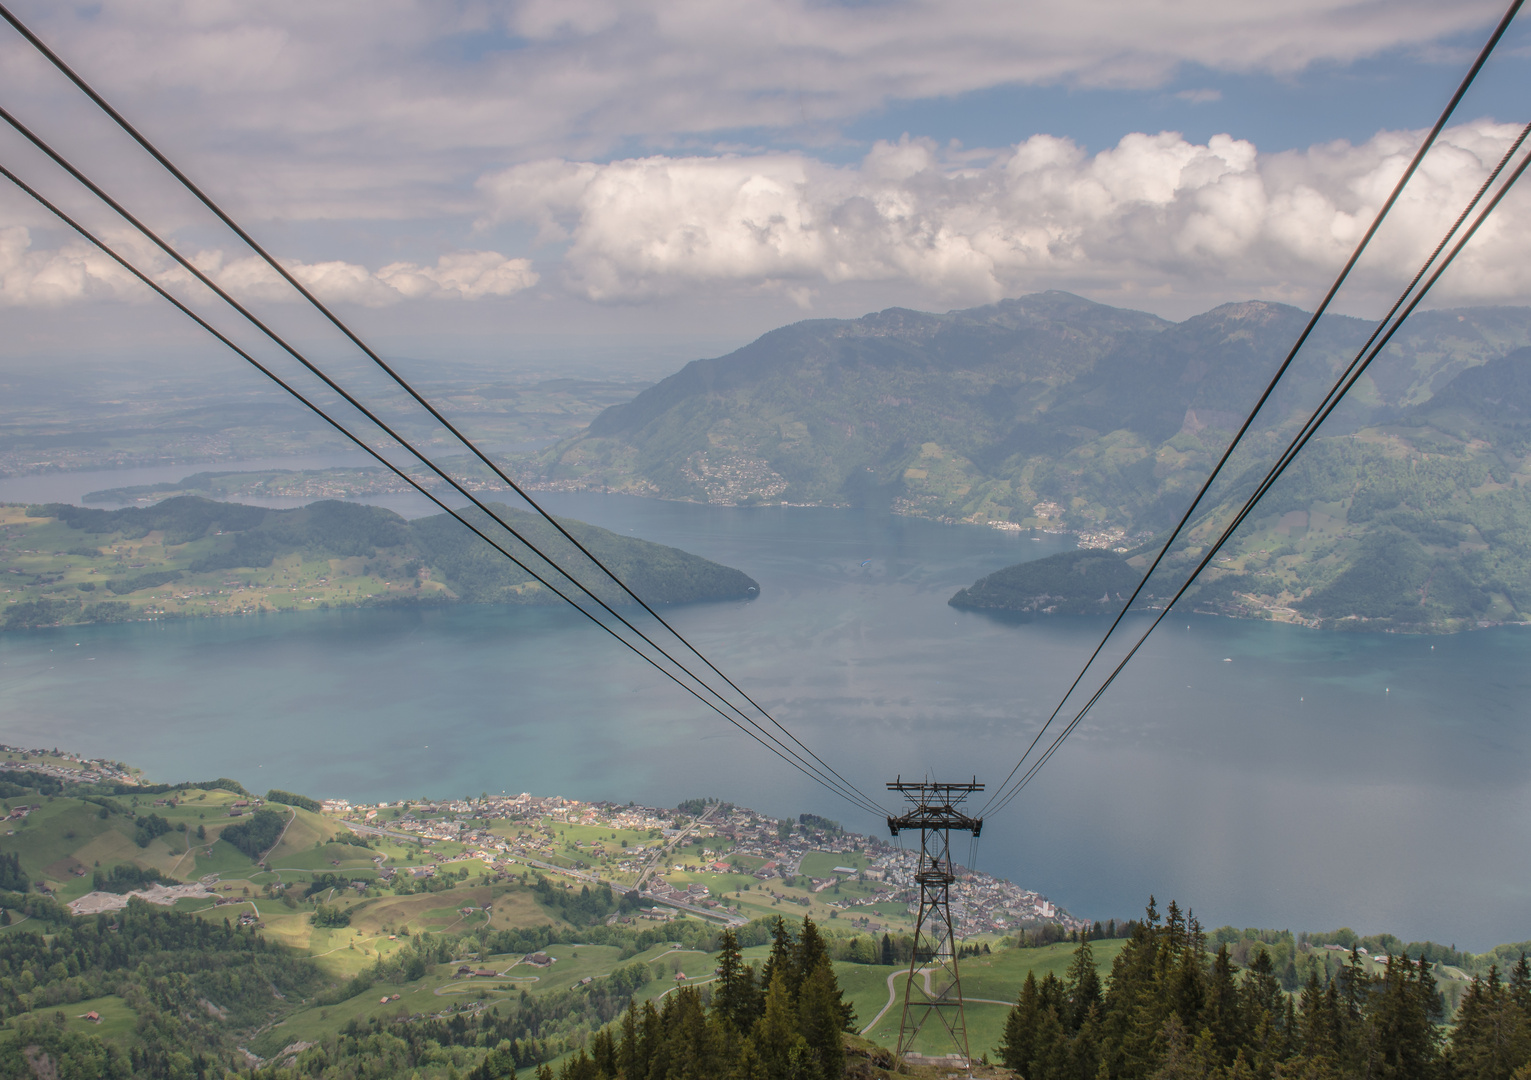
<box><xmin>323</xmin><ymin>791</ymin><xmax>1081</xmax><ymax>938</ymax></box>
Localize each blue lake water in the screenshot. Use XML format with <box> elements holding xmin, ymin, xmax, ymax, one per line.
<box><xmin>2</xmin><ymin>487</ymin><xmax>1528</xmax><ymax>948</ymax></box>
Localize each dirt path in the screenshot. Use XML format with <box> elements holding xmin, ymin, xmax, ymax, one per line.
<box><xmin>862</xmin><ymin>969</ymin><xmax>905</xmax><ymax>1035</ymax></box>
<box><xmin>861</xmin><ymin>967</ymin><xmax>1012</xmax><ymax>1037</ymax></box>
<box><xmin>259</xmin><ymin>807</ymin><xmax>298</xmax><ymax>864</ymax></box>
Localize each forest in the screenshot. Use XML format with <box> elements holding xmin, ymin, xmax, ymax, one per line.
<box><xmin>997</xmin><ymin>899</ymin><xmax>1531</xmax><ymax>1080</ymax></box>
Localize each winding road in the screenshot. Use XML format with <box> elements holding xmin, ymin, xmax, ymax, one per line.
<box><xmin>861</xmin><ymin>968</ymin><xmax>1014</xmax><ymax>1036</ymax></box>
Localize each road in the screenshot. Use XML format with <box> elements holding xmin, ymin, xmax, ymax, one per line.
<box><xmin>862</xmin><ymin>968</ymin><xmax>1013</xmax><ymax>1036</ymax></box>
<box><xmin>628</xmin><ymin>801</ymin><xmax>747</xmax><ymax>924</ymax></box>
<box><xmin>635</xmin><ymin>801</ymin><xmax>719</xmax><ymax>890</ymax></box>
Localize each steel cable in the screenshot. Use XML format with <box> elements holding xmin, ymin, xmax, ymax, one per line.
<box><xmin>0</xmin><ymin>0</ymin><xmax>880</xmax><ymax>817</ymax></box>
<box><xmin>0</xmin><ymin>147</ymin><xmax>887</xmax><ymax>818</ymax></box>
<box><xmin>978</xmin><ymin>0</ymin><xmax>1524</xmax><ymax>816</ymax></box>
<box><xmin>986</xmin><ymin>135</ymin><xmax>1531</xmax><ymax>816</ymax></box>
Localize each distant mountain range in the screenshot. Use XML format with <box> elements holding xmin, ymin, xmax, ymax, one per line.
<box><xmin>539</xmin><ymin>293</ymin><xmax>1531</xmax><ymax>631</ymax></box>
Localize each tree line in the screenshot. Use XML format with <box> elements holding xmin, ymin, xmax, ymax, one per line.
<box><xmin>476</xmin><ymin>915</ymin><xmax>855</xmax><ymax>1080</ymax></box>
<box><xmin>998</xmin><ymin>897</ymin><xmax>1531</xmax><ymax>1080</ymax></box>
<box><xmin>0</xmin><ymin>897</ymin><xmax>321</xmax><ymax>1077</ymax></box>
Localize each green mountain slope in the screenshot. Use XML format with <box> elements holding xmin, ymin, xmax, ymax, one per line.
<box><xmin>540</xmin><ymin>293</ymin><xmax>1531</xmax><ymax>537</ymax></box>
<box><xmin>0</xmin><ymin>497</ymin><xmax>758</xmax><ymax>629</ymax></box>
<box><xmin>951</xmin><ymin>346</ymin><xmax>1531</xmax><ymax>631</ymax></box>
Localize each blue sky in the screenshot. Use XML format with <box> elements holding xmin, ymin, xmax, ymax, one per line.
<box><xmin>0</xmin><ymin>0</ymin><xmax>1527</xmax><ymax>367</ymax></box>
<box><xmin>847</xmin><ymin>42</ymin><xmax>1531</xmax><ymax>159</ymax></box>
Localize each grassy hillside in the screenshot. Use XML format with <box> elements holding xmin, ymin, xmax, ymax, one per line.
<box><xmin>0</xmin><ymin>497</ymin><xmax>759</xmax><ymax>630</ymax></box>
<box><xmin>0</xmin><ymin>760</ymin><xmax>1524</xmax><ymax>1078</ymax></box>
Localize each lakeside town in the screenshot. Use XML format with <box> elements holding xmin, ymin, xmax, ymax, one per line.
<box><xmin>323</xmin><ymin>790</ymin><xmax>1083</xmax><ymax>938</ymax></box>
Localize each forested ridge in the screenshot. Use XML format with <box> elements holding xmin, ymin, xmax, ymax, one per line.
<box><xmin>0</xmin><ymin>897</ymin><xmax>321</xmax><ymax>1077</ymax></box>
<box><xmin>542</xmin><ymin>296</ymin><xmax>1531</xmax><ymax>533</ymax></box>
<box><xmin>998</xmin><ymin>899</ymin><xmax>1531</xmax><ymax>1080</ymax></box>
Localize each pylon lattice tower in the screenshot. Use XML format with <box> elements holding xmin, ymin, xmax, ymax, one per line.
<box><xmin>886</xmin><ymin>777</ymin><xmax>983</xmax><ymax>1066</ymax></box>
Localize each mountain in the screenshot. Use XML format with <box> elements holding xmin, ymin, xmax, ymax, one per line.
<box><xmin>0</xmin><ymin>497</ymin><xmax>758</xmax><ymax>630</ymax></box>
<box><xmin>948</xmin><ymin>345</ymin><xmax>1531</xmax><ymax>632</ymax></box>
<box><xmin>530</xmin><ymin>292</ymin><xmax>1531</xmax><ymax>632</ymax></box>
<box><xmin>540</xmin><ymin>293</ymin><xmax>1531</xmax><ymax>538</ymax></box>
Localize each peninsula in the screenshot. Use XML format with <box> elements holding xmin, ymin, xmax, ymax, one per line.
<box><xmin>0</xmin><ymin>497</ymin><xmax>759</xmax><ymax>630</ymax></box>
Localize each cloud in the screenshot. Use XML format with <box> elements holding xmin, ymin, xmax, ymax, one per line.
<box><xmin>0</xmin><ymin>227</ymin><xmax>142</xmax><ymax>306</ymax></box>
<box><xmin>211</xmin><ymin>250</ymin><xmax>539</xmax><ymax>306</ymax></box>
<box><xmin>0</xmin><ymin>234</ymin><xmax>537</xmax><ymax>308</ymax></box>
<box><xmin>0</xmin><ymin>0</ymin><xmax>1508</xmax><ymax>223</ymax></box>
<box><xmin>1176</xmin><ymin>89</ymin><xmax>1223</xmax><ymax>104</ymax></box>
<box><xmin>478</xmin><ymin>121</ymin><xmax>1531</xmax><ymax>307</ymax></box>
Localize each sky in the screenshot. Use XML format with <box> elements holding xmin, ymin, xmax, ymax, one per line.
<box><xmin>0</xmin><ymin>0</ymin><xmax>1529</xmax><ymax>374</ymax></box>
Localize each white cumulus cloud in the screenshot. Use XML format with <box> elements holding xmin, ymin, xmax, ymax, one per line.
<box><xmin>0</xmin><ymin>0</ymin><xmax>1510</xmax><ymax>224</ymax></box>
<box><xmin>207</xmin><ymin>250</ymin><xmax>540</xmax><ymax>307</ymax></box>
<box><xmin>0</xmin><ymin>233</ymin><xmax>537</xmax><ymax>309</ymax></box>
<box><xmin>0</xmin><ymin>226</ymin><xmax>141</xmax><ymax>306</ymax></box>
<box><xmin>479</xmin><ymin>121</ymin><xmax>1531</xmax><ymax>307</ymax></box>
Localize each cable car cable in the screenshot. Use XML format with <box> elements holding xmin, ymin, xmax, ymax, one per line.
<box><xmin>0</xmin><ymin>150</ymin><xmax>887</xmax><ymax>818</ymax></box>
<box><xmin>0</xmin><ymin>160</ymin><xmax>889</xmax><ymax>818</ymax></box>
<box><xmin>0</xmin><ymin>0</ymin><xmax>876</xmax><ymax>818</ymax></box>
<box><xmin>986</xmin><ymin>136</ymin><xmax>1531</xmax><ymax>817</ymax></box>
<box><xmin>977</xmin><ymin>0</ymin><xmax>1523</xmax><ymax>817</ymax></box>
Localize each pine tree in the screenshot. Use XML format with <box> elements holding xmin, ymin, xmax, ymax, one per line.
<box><xmin>760</xmin><ymin>918</ymin><xmax>796</xmax><ymax>1004</ymax></box>
<box><xmin>1072</xmin><ymin>1005</ymin><xmax>1104</xmax><ymax>1080</ymax></box>
<box><xmin>590</xmin><ymin>1028</ymin><xmax>616</xmax><ymax>1078</ymax></box>
<box><xmin>557</xmin><ymin>1049</ymin><xmax>598</xmax><ymax>1080</ymax></box>
<box><xmin>1512</xmin><ymin>954</ymin><xmax>1531</xmax><ymax>1016</ymax></box>
<box><xmin>798</xmin><ymin>960</ymin><xmax>847</xmax><ymax>1080</ymax></box>
<box><xmin>1240</xmin><ymin>947</ymin><xmax>1285</xmax><ymax>1068</ymax></box>
<box><xmin>713</xmin><ymin>928</ymin><xmax>761</xmax><ymax>1033</ymax></box>
<box><xmin>616</xmin><ymin>1004</ymin><xmax>640</xmax><ymax>1080</ymax></box>
<box><xmin>1166</xmin><ymin>938</ymin><xmax>1208</xmax><ymax>1038</ymax></box>
<box><xmin>1146</xmin><ymin>1014</ymin><xmax>1216</xmax><ymax>1080</ymax></box>
<box><xmin>670</xmin><ymin>987</ymin><xmax>719</xmax><ymax>1080</ymax></box>
<box><xmin>1202</xmin><ymin>945</ymin><xmax>1242</xmax><ymax>1066</ymax></box>
<box><xmin>734</xmin><ymin>1037</ymin><xmax>769</xmax><ymax>1080</ymax></box>
<box><xmin>752</xmin><ymin>967</ymin><xmax>810</xmax><ymax>1080</ymax></box>
<box><xmin>999</xmin><ymin>970</ymin><xmax>1042</xmax><ymax>1076</ymax></box>
<box><xmin>1066</xmin><ymin>931</ymin><xmax>1103</xmax><ymax>1033</ymax></box>
<box><xmin>1103</xmin><ymin>903</ymin><xmax>1170</xmax><ymax>1080</ymax></box>
<box><xmin>638</xmin><ymin>999</ymin><xmax>662</xmax><ymax>1080</ymax></box>
<box><xmin>794</xmin><ymin>917</ymin><xmax>829</xmax><ymax>997</ymax></box>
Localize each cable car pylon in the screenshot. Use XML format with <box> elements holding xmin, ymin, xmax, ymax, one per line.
<box><xmin>886</xmin><ymin>777</ymin><xmax>983</xmax><ymax>1069</ymax></box>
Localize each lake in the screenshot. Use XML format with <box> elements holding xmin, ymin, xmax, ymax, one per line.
<box><xmin>1</xmin><ymin>483</ymin><xmax>1528</xmax><ymax>949</ymax></box>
